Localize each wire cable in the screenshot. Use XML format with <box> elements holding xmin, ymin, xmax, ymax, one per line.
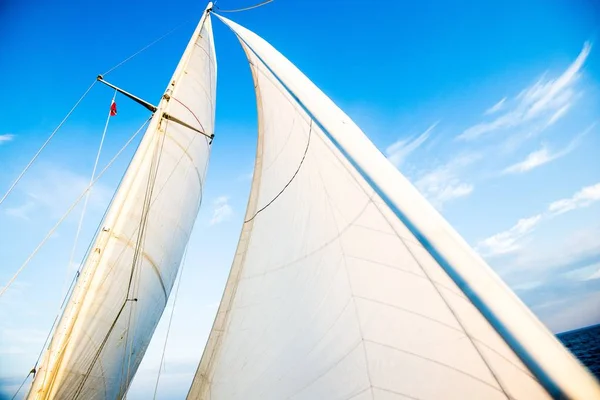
<box><xmin>0</xmin><ymin>80</ymin><xmax>96</xmax><ymax>207</ymax></box>
<box><xmin>215</xmin><ymin>0</ymin><xmax>273</xmax><ymax>13</ymax></box>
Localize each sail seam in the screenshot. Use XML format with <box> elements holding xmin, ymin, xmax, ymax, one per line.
<box><xmin>367</xmin><ymin>198</ymin><xmax>512</xmax><ymax>398</ymax></box>
<box><xmin>364</xmin><ymin>340</ymin><xmax>506</xmax><ymax>393</ymax></box>
<box><xmin>314</xmin><ymin>148</ymin><xmax>375</xmax><ymax>398</ymax></box>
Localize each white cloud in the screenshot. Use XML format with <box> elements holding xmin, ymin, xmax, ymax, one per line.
<box><xmin>5</xmin><ymin>200</ymin><xmax>36</xmax><ymax>220</ymax></box>
<box><xmin>385</xmin><ymin>123</ymin><xmax>436</xmax><ymax>167</ymax></box>
<box><xmin>457</xmin><ymin>42</ymin><xmax>591</xmax><ymax>141</ymax></box>
<box><xmin>502</xmin><ymin>124</ymin><xmax>591</xmax><ymax>174</ymax></box>
<box><xmin>209</xmin><ymin>196</ymin><xmax>233</xmax><ymax>226</ymax></box>
<box><xmin>477</xmin><ymin>214</ymin><xmax>542</xmax><ymax>256</ymax></box>
<box><xmin>585</xmin><ymin>265</ymin><xmax>600</xmax><ymax>281</ymax></box>
<box><xmin>479</xmin><ymin>182</ymin><xmax>600</xmax><ymax>258</ymax></box>
<box><xmin>414</xmin><ymin>153</ymin><xmax>478</xmax><ymax>208</ymax></box>
<box><xmin>0</xmin><ymin>134</ymin><xmax>14</xmax><ymax>144</ymax></box>
<box><xmin>546</xmin><ymin>104</ymin><xmax>570</xmax><ymax>127</ymax></box>
<box><xmin>503</xmin><ymin>146</ymin><xmax>555</xmax><ymax>174</ymax></box>
<box><xmin>4</xmin><ymin>164</ymin><xmax>112</xmax><ymax>220</ymax></box>
<box><xmin>548</xmin><ymin>182</ymin><xmax>600</xmax><ymax>215</ymax></box>
<box><xmin>484</xmin><ymin>97</ymin><xmax>506</xmax><ymax>115</ymax></box>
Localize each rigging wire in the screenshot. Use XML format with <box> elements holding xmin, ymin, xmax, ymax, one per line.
<box><xmin>61</xmin><ymin>90</ymin><xmax>116</xmax><ymax>299</ymax></box>
<box><xmin>152</xmin><ymin>244</ymin><xmax>189</xmax><ymax>400</ymax></box>
<box><xmin>0</xmin><ymin>118</ymin><xmax>151</xmax><ymax>298</ymax></box>
<box><xmin>215</xmin><ymin>0</ymin><xmax>273</xmax><ymax>13</ymax></box>
<box><xmin>102</xmin><ymin>20</ymin><xmax>191</xmax><ymax>76</ymax></box>
<box><xmin>0</xmin><ymin>80</ymin><xmax>96</xmax><ymax>208</ymax></box>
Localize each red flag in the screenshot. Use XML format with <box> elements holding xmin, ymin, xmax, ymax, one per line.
<box><xmin>110</xmin><ymin>100</ymin><xmax>117</xmax><ymax>116</ymax></box>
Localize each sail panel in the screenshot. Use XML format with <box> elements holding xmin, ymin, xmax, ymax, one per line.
<box><xmin>27</xmin><ymin>8</ymin><xmax>216</xmax><ymax>400</ymax></box>
<box><xmin>188</xmin><ymin>14</ymin><xmax>600</xmax><ymax>400</ymax></box>
<box><xmin>189</xmin><ymin>34</ymin><xmax>544</xmax><ymax>400</ymax></box>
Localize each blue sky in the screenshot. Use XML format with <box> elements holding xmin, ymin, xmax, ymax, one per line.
<box><xmin>1</xmin><ymin>0</ymin><xmax>599</xmax><ymax>398</ymax></box>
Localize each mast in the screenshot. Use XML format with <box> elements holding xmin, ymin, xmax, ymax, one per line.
<box><xmin>187</xmin><ymin>14</ymin><xmax>600</xmax><ymax>400</ymax></box>
<box><xmin>27</xmin><ymin>3</ymin><xmax>216</xmax><ymax>399</ymax></box>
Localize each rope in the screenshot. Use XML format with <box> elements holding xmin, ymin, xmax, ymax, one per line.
<box><xmin>215</xmin><ymin>0</ymin><xmax>273</xmax><ymax>13</ymax></box>
<box><xmin>152</xmin><ymin>244</ymin><xmax>189</xmax><ymax>400</ymax></box>
<box><xmin>245</xmin><ymin>120</ymin><xmax>312</xmax><ymax>223</ymax></box>
<box><xmin>0</xmin><ymin>80</ymin><xmax>96</xmax><ymax>208</ymax></box>
<box><xmin>102</xmin><ymin>21</ymin><xmax>190</xmax><ymax>76</ymax></box>
<box><xmin>0</xmin><ymin>118</ymin><xmax>151</xmax><ymax>298</ymax></box>
<box><xmin>61</xmin><ymin>90</ymin><xmax>116</xmax><ymax>299</ymax></box>
<box><xmin>122</xmin><ymin>121</ymin><xmax>169</xmax><ymax>393</ymax></box>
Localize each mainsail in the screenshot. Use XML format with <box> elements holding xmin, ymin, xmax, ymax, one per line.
<box><xmin>188</xmin><ymin>14</ymin><xmax>600</xmax><ymax>400</ymax></box>
<box><xmin>26</xmin><ymin>5</ymin><xmax>216</xmax><ymax>399</ymax></box>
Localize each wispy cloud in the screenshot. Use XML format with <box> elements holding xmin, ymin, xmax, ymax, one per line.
<box><xmin>484</xmin><ymin>97</ymin><xmax>506</xmax><ymax>115</ymax></box>
<box><xmin>477</xmin><ymin>214</ymin><xmax>542</xmax><ymax>256</ymax></box>
<box><xmin>414</xmin><ymin>153</ymin><xmax>478</xmax><ymax>208</ymax></box>
<box><xmin>457</xmin><ymin>42</ymin><xmax>591</xmax><ymax>141</ymax></box>
<box><xmin>209</xmin><ymin>196</ymin><xmax>233</xmax><ymax>226</ymax></box>
<box><xmin>548</xmin><ymin>182</ymin><xmax>600</xmax><ymax>215</ymax></box>
<box><xmin>478</xmin><ymin>182</ymin><xmax>600</xmax><ymax>256</ymax></box>
<box><xmin>5</xmin><ymin>201</ymin><xmax>36</xmax><ymax>220</ymax></box>
<box><xmin>502</xmin><ymin>124</ymin><xmax>592</xmax><ymax>174</ymax></box>
<box><xmin>4</xmin><ymin>164</ymin><xmax>112</xmax><ymax>220</ymax></box>
<box><xmin>0</xmin><ymin>134</ymin><xmax>14</xmax><ymax>144</ymax></box>
<box><xmin>386</xmin><ymin>123</ymin><xmax>436</xmax><ymax>167</ymax></box>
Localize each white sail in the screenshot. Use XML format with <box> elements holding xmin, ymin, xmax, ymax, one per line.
<box><xmin>188</xmin><ymin>14</ymin><xmax>600</xmax><ymax>400</ymax></box>
<box><xmin>27</xmin><ymin>5</ymin><xmax>216</xmax><ymax>400</ymax></box>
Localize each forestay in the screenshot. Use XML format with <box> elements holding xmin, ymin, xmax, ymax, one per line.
<box><xmin>188</xmin><ymin>14</ymin><xmax>600</xmax><ymax>400</ymax></box>
<box><xmin>27</xmin><ymin>6</ymin><xmax>216</xmax><ymax>400</ymax></box>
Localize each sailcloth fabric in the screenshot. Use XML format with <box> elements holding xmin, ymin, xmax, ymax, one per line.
<box><xmin>27</xmin><ymin>8</ymin><xmax>216</xmax><ymax>400</ymax></box>
<box><xmin>188</xmin><ymin>14</ymin><xmax>600</xmax><ymax>400</ymax></box>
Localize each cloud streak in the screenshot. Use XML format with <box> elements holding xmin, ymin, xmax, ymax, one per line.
<box><xmin>478</xmin><ymin>182</ymin><xmax>600</xmax><ymax>256</ymax></box>
<box><xmin>415</xmin><ymin>153</ymin><xmax>479</xmax><ymax>209</ymax></box>
<box><xmin>457</xmin><ymin>42</ymin><xmax>591</xmax><ymax>141</ymax></box>
<box><xmin>477</xmin><ymin>214</ymin><xmax>542</xmax><ymax>256</ymax></box>
<box><xmin>484</xmin><ymin>97</ymin><xmax>506</xmax><ymax>115</ymax></box>
<box><xmin>0</xmin><ymin>134</ymin><xmax>14</xmax><ymax>144</ymax></box>
<box><xmin>502</xmin><ymin>124</ymin><xmax>592</xmax><ymax>174</ymax></box>
<box><xmin>386</xmin><ymin>123</ymin><xmax>436</xmax><ymax>167</ymax></box>
<box><xmin>209</xmin><ymin>196</ymin><xmax>233</xmax><ymax>226</ymax></box>
<box><xmin>548</xmin><ymin>182</ymin><xmax>600</xmax><ymax>215</ymax></box>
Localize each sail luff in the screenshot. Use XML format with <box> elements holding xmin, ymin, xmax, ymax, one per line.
<box><xmin>192</xmin><ymin>14</ymin><xmax>600</xmax><ymax>399</ymax></box>
<box><xmin>27</xmin><ymin>4</ymin><xmax>216</xmax><ymax>399</ymax></box>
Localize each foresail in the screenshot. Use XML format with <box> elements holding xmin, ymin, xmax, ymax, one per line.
<box><xmin>27</xmin><ymin>7</ymin><xmax>216</xmax><ymax>400</ymax></box>
<box><xmin>188</xmin><ymin>14</ymin><xmax>600</xmax><ymax>400</ymax></box>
